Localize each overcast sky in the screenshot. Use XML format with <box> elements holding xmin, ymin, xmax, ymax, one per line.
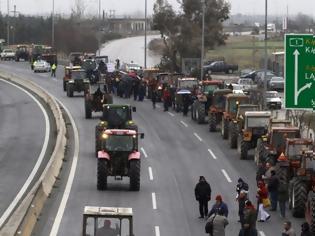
<box><xmin>2</xmin><ymin>0</ymin><xmax>314</xmax><ymax>17</ymax></box>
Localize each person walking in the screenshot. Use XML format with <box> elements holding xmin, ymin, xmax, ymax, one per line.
<box><xmin>238</xmin><ymin>190</ymin><xmax>248</xmax><ymax>226</ymax></box>
<box><xmin>300</xmin><ymin>222</ymin><xmax>312</xmax><ymax>236</ymax></box>
<box><xmin>268</xmin><ymin>170</ymin><xmax>279</xmax><ymax>211</ymax></box>
<box><xmin>182</xmin><ymin>94</ymin><xmax>191</xmax><ymax>116</ymax></box>
<box><xmin>239</xmin><ymin>200</ymin><xmax>257</xmax><ymax>236</ymax></box>
<box><xmin>256</xmin><ymin>181</ymin><xmax>270</xmax><ymax>222</ymax></box>
<box><xmin>236</xmin><ymin>178</ymin><xmax>249</xmax><ymax>198</ymax></box>
<box><xmin>282</xmin><ymin>221</ymin><xmax>296</xmax><ymax>236</ymax></box>
<box><xmin>206</xmin><ymin>208</ymin><xmax>229</xmax><ymax>236</ymax></box>
<box><xmin>162</xmin><ymin>88</ymin><xmax>171</xmax><ymax>112</ymax></box>
<box><xmin>194</xmin><ymin>176</ymin><xmax>211</xmax><ymax>219</ymax></box>
<box><xmin>51</xmin><ymin>63</ymin><xmax>57</xmax><ymax>77</ymax></box>
<box><xmin>209</xmin><ymin>195</ymin><xmax>229</xmax><ymax>217</ymax></box>
<box><xmin>278</xmin><ymin>176</ymin><xmax>289</xmax><ymax>218</ymax></box>
<box><xmin>151</xmin><ymin>89</ymin><xmax>157</xmax><ymax>109</ymax></box>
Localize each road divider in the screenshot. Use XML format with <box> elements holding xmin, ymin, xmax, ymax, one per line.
<box><xmin>168</xmin><ymin>112</ymin><xmax>175</xmax><ymax>117</ymax></box>
<box><xmin>148</xmin><ymin>167</ymin><xmax>154</xmax><ymax>181</ymax></box>
<box><xmin>0</xmin><ymin>71</ymin><xmax>67</xmax><ymax>236</ymax></box>
<box><xmin>180</xmin><ymin>120</ymin><xmax>188</xmax><ymax>127</ymax></box>
<box><xmin>155</xmin><ymin>226</ymin><xmax>160</xmax><ymax>236</ymax></box>
<box><xmin>208</xmin><ymin>149</ymin><xmax>217</xmax><ymax>160</ymax></box>
<box><xmin>221</xmin><ymin>169</ymin><xmax>232</xmax><ymax>183</ymax></box>
<box><xmin>193</xmin><ymin>133</ymin><xmax>203</xmax><ymax>142</ymax></box>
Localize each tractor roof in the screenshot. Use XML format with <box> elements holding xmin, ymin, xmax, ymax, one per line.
<box><xmin>286</xmin><ymin>138</ymin><xmax>313</xmax><ymax>145</ymax></box>
<box><xmin>213</xmin><ymin>89</ymin><xmax>232</xmax><ymax>95</ymax></box>
<box><xmin>65</xmin><ymin>66</ymin><xmax>82</xmax><ymax>70</ymax></box>
<box><xmin>239</xmin><ymin>104</ymin><xmax>259</xmax><ymax>108</ymax></box>
<box><xmin>104</xmin><ymin>129</ymin><xmax>137</xmax><ymax>135</ymax></box>
<box><xmin>245</xmin><ymin>111</ymin><xmax>271</xmax><ymax>117</ymax></box>
<box><xmin>200</xmin><ymin>80</ymin><xmax>223</xmax><ymax>85</ymax></box>
<box><xmin>178</xmin><ymin>77</ymin><xmax>197</xmax><ymax>81</ymax></box>
<box><xmin>103</xmin><ymin>104</ymin><xmax>131</xmax><ymax>108</ymax></box>
<box><xmin>226</xmin><ymin>93</ymin><xmax>249</xmax><ymax>99</ymax></box>
<box><xmin>84</xmin><ymin>206</ymin><xmax>133</xmax><ymax>217</ymax></box>
<box><xmin>271</xmin><ymin>127</ymin><xmax>300</xmax><ymax>131</ymax></box>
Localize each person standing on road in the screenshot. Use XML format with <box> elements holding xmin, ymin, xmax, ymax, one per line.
<box><xmin>300</xmin><ymin>222</ymin><xmax>312</xmax><ymax>236</ymax></box>
<box><xmin>239</xmin><ymin>200</ymin><xmax>257</xmax><ymax>236</ymax></box>
<box><xmin>206</xmin><ymin>208</ymin><xmax>229</xmax><ymax>236</ymax></box>
<box><xmin>256</xmin><ymin>181</ymin><xmax>270</xmax><ymax>222</ymax></box>
<box><xmin>236</xmin><ymin>178</ymin><xmax>249</xmax><ymax>198</ymax></box>
<box><xmin>209</xmin><ymin>195</ymin><xmax>229</xmax><ymax>218</ymax></box>
<box><xmin>278</xmin><ymin>176</ymin><xmax>289</xmax><ymax>218</ymax></box>
<box><xmin>256</xmin><ymin>163</ymin><xmax>266</xmax><ymax>183</ymax></box>
<box><xmin>238</xmin><ymin>190</ymin><xmax>248</xmax><ymax>226</ymax></box>
<box><xmin>151</xmin><ymin>89</ymin><xmax>157</xmax><ymax>109</ymax></box>
<box><xmin>51</xmin><ymin>63</ymin><xmax>57</xmax><ymax>77</ymax></box>
<box><xmin>268</xmin><ymin>170</ymin><xmax>279</xmax><ymax>211</ymax></box>
<box><xmin>282</xmin><ymin>221</ymin><xmax>296</xmax><ymax>236</ymax></box>
<box><xmin>162</xmin><ymin>88</ymin><xmax>171</xmax><ymax>112</ymax></box>
<box><xmin>194</xmin><ymin>176</ymin><xmax>212</xmax><ymax>219</ymax></box>
<box><xmin>182</xmin><ymin>94</ymin><xmax>191</xmax><ymax>116</ymax></box>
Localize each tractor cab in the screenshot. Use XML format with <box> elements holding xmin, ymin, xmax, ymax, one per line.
<box><xmin>82</xmin><ymin>206</ymin><xmax>134</xmax><ymax>236</ymax></box>
<box><xmin>101</xmin><ymin>105</ymin><xmax>136</xmax><ymax>128</ymax></box>
<box><xmin>225</xmin><ymin>94</ymin><xmax>249</xmax><ymax>117</ymax></box>
<box><xmin>63</xmin><ymin>66</ymin><xmax>82</xmax><ymax>91</ymax></box>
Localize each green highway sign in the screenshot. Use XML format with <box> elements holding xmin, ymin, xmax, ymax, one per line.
<box><xmin>285</xmin><ymin>34</ymin><xmax>315</xmax><ymax>109</ymax></box>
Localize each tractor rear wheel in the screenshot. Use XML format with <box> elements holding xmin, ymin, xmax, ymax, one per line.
<box><xmin>85</xmin><ymin>100</ymin><xmax>92</xmax><ymax>119</ymax></box>
<box><xmin>239</xmin><ymin>136</ymin><xmax>249</xmax><ymax>160</ymax></box>
<box><xmin>67</xmin><ymin>84</ymin><xmax>74</xmax><ymax>97</ymax></box>
<box><xmin>209</xmin><ymin>113</ymin><xmax>216</xmax><ymax>132</ymax></box>
<box><xmin>229</xmin><ymin>122</ymin><xmax>237</xmax><ymax>148</ymax></box>
<box><xmin>276</xmin><ymin>165</ymin><xmax>289</xmax><ymax>184</ymax></box>
<box><xmin>191</xmin><ymin>103</ymin><xmax>196</xmax><ymax>120</ymax></box>
<box><xmin>221</xmin><ymin>118</ymin><xmax>229</xmax><ymax>140</ymax></box>
<box><xmin>290</xmin><ymin>177</ymin><xmax>308</xmax><ymax>218</ymax></box>
<box><xmin>63</xmin><ymin>81</ymin><xmax>67</xmax><ymax>91</ymax></box>
<box><xmin>197</xmin><ymin>104</ymin><xmax>205</xmax><ymax>124</ymax></box>
<box><xmin>95</xmin><ymin>126</ymin><xmax>101</xmax><ymax>158</ymax></box>
<box><xmin>97</xmin><ymin>159</ymin><xmax>108</xmax><ymax>190</ymax></box>
<box><xmin>310</xmin><ymin>193</ymin><xmax>315</xmax><ymax>234</ymax></box>
<box><xmin>129</xmin><ymin>160</ymin><xmax>140</xmax><ymax>191</ymax></box>
<box><xmin>255</xmin><ymin>138</ymin><xmax>264</xmax><ymax>166</ymax></box>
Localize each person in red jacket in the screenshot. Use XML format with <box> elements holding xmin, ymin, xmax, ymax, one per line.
<box><xmin>256</xmin><ymin>181</ymin><xmax>270</xmax><ymax>222</ymax></box>
<box><xmin>162</xmin><ymin>88</ymin><xmax>171</xmax><ymax>111</ymax></box>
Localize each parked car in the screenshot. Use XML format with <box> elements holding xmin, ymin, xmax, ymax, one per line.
<box><xmin>240</xmin><ymin>68</ymin><xmax>254</xmax><ymax>77</ymax></box>
<box><xmin>265</xmin><ymin>91</ymin><xmax>282</xmax><ymax>109</ymax></box>
<box><xmin>255</xmin><ymin>70</ymin><xmax>275</xmax><ymax>86</ymax></box>
<box><xmin>33</xmin><ymin>60</ymin><xmax>51</xmax><ymax>73</ymax></box>
<box><xmin>203</xmin><ymin>61</ymin><xmax>238</xmax><ymax>74</ymax></box>
<box><xmin>120</xmin><ymin>62</ymin><xmax>142</xmax><ymax>72</ymax></box>
<box><xmin>233</xmin><ymin>78</ymin><xmax>257</xmax><ymax>91</ymax></box>
<box><xmin>1</xmin><ymin>49</ymin><xmax>15</xmax><ymax>60</ymax></box>
<box><xmin>268</xmin><ymin>76</ymin><xmax>284</xmax><ymax>91</ymax></box>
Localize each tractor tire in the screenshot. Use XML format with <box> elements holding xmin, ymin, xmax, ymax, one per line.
<box><xmin>276</xmin><ymin>165</ymin><xmax>289</xmax><ymax>184</ymax></box>
<box><xmin>85</xmin><ymin>100</ymin><xmax>92</xmax><ymax>119</ymax></box>
<box><xmin>228</xmin><ymin>122</ymin><xmax>238</xmax><ymax>148</ymax></box>
<box><xmin>97</xmin><ymin>159</ymin><xmax>108</xmax><ymax>190</ymax></box>
<box><xmin>191</xmin><ymin>103</ymin><xmax>196</xmax><ymax>121</ymax></box>
<box><xmin>239</xmin><ymin>136</ymin><xmax>249</xmax><ymax>160</ymax></box>
<box><xmin>221</xmin><ymin>118</ymin><xmax>229</xmax><ymax>140</ymax></box>
<box><xmin>197</xmin><ymin>104</ymin><xmax>205</xmax><ymax>124</ymax></box>
<box><xmin>290</xmin><ymin>177</ymin><xmax>308</xmax><ymax>218</ymax></box>
<box><xmin>63</xmin><ymin>81</ymin><xmax>67</xmax><ymax>91</ymax></box>
<box><xmin>209</xmin><ymin>113</ymin><xmax>216</xmax><ymax>132</ymax></box>
<box><xmin>84</xmin><ymin>83</ymin><xmax>89</xmax><ymax>95</ymax></box>
<box><xmin>310</xmin><ymin>193</ymin><xmax>315</xmax><ymax>234</ymax></box>
<box><xmin>129</xmin><ymin>160</ymin><xmax>140</xmax><ymax>191</ymax></box>
<box><xmin>67</xmin><ymin>84</ymin><xmax>74</xmax><ymax>97</ymax></box>
<box><xmin>95</xmin><ymin>126</ymin><xmax>101</xmax><ymax>158</ymax></box>
<box><xmin>255</xmin><ymin>138</ymin><xmax>264</xmax><ymax>166</ymax></box>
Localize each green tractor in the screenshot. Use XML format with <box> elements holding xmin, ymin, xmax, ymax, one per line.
<box><xmin>66</xmin><ymin>69</ymin><xmax>90</xmax><ymax>97</ymax></box>
<box><xmin>95</xmin><ymin>104</ymin><xmax>137</xmax><ymax>157</ymax></box>
<box><xmin>82</xmin><ymin>206</ymin><xmax>134</xmax><ymax>236</ymax></box>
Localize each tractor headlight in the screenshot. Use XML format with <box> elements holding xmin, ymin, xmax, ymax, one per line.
<box><xmin>127</xmin><ymin>120</ymin><xmax>134</xmax><ymax>125</ymax></box>
<box><xmin>101</xmin><ymin>133</ymin><xmax>108</xmax><ymax>139</ymax></box>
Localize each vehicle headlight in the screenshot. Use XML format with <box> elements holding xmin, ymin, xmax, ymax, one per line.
<box><xmin>101</xmin><ymin>133</ymin><xmax>108</xmax><ymax>139</ymax></box>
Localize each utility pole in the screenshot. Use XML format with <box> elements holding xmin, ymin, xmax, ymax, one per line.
<box><xmin>98</xmin><ymin>0</ymin><xmax>101</xmax><ymax>19</ymax></box>
<box><xmin>52</xmin><ymin>0</ymin><xmax>55</xmax><ymax>47</ymax></box>
<box><xmin>144</xmin><ymin>0</ymin><xmax>147</xmax><ymax>69</ymax></box>
<box><xmin>263</xmin><ymin>0</ymin><xmax>268</xmax><ymax>109</ymax></box>
<box><xmin>10</xmin><ymin>5</ymin><xmax>18</xmax><ymax>44</ymax></box>
<box><xmin>200</xmin><ymin>0</ymin><xmax>206</xmax><ymax>80</ymax></box>
<box><xmin>7</xmin><ymin>0</ymin><xmax>9</xmax><ymax>46</ymax></box>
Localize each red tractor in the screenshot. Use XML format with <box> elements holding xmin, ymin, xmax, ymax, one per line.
<box><xmin>97</xmin><ymin>129</ymin><xmax>144</xmax><ymax>191</ymax></box>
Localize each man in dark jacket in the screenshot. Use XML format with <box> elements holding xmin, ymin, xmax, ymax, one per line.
<box><xmin>301</xmin><ymin>222</ymin><xmax>312</xmax><ymax>236</ymax></box>
<box><xmin>239</xmin><ymin>200</ymin><xmax>257</xmax><ymax>236</ymax></box>
<box><xmin>278</xmin><ymin>176</ymin><xmax>289</xmax><ymax>218</ymax></box>
<box><xmin>195</xmin><ymin>176</ymin><xmax>212</xmax><ymax>218</ymax></box>
<box><xmin>268</xmin><ymin>170</ymin><xmax>279</xmax><ymax>211</ymax></box>
<box><xmin>238</xmin><ymin>190</ymin><xmax>248</xmax><ymax>226</ymax></box>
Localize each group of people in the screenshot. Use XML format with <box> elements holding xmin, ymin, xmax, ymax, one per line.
<box><xmin>194</xmin><ymin>174</ymin><xmax>313</xmax><ymax>236</ymax></box>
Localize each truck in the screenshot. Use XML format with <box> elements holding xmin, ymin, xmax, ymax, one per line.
<box><xmin>203</xmin><ymin>61</ymin><xmax>238</xmax><ymax>74</ymax></box>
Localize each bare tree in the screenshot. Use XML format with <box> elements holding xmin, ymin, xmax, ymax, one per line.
<box><xmin>71</xmin><ymin>0</ymin><xmax>86</xmax><ymax>19</ymax></box>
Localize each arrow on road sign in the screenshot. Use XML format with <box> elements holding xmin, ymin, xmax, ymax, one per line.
<box><xmin>294</xmin><ymin>49</ymin><xmax>300</xmax><ymax>105</ymax></box>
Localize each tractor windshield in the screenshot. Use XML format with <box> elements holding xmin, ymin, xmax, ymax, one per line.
<box><xmin>247</xmin><ymin>117</ymin><xmax>269</xmax><ymax>128</ymax></box>
<box><xmin>287</xmin><ymin>144</ymin><xmax>312</xmax><ymax>158</ymax></box>
<box><xmin>84</xmin><ymin>217</ymin><xmax>130</xmax><ymax>236</ymax></box>
<box><xmin>72</xmin><ymin>71</ymin><xmax>86</xmax><ymax>80</ymax></box>
<box><xmin>228</xmin><ymin>98</ymin><xmax>248</xmax><ymax>114</ymax></box>
<box><xmin>272</xmin><ymin>131</ymin><xmax>300</xmax><ymax>151</ymax></box>
<box><xmin>203</xmin><ymin>85</ymin><xmax>219</xmax><ymax>94</ymax></box>
<box><xmin>105</xmin><ymin>135</ymin><xmax>134</xmax><ymax>152</ymax></box>
<box><xmin>178</xmin><ymin>80</ymin><xmax>198</xmax><ymax>89</ymax></box>
<box><xmin>213</xmin><ymin>94</ymin><xmax>226</xmax><ymax>109</ymax></box>
<box><xmin>103</xmin><ymin>107</ymin><xmax>130</xmax><ymax>126</ymax></box>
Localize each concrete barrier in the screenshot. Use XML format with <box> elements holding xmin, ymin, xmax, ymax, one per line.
<box><xmin>0</xmin><ymin>71</ymin><xmax>67</xmax><ymax>236</ymax></box>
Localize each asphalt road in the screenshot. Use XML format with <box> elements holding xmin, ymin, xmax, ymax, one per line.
<box><xmin>0</xmin><ymin>79</ymin><xmax>46</xmax><ymax>223</ymax></box>
<box><xmin>0</xmin><ymin>60</ymin><xmax>304</xmax><ymax>236</ymax></box>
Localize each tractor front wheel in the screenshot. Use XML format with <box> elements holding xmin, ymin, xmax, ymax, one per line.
<box><xmin>85</xmin><ymin>100</ymin><xmax>92</xmax><ymax>119</ymax></box>
<box><xmin>229</xmin><ymin>122</ymin><xmax>238</xmax><ymax>148</ymax></box>
<box><xmin>129</xmin><ymin>160</ymin><xmax>141</xmax><ymax>191</ymax></box>
<box><xmin>221</xmin><ymin>118</ymin><xmax>229</xmax><ymax>140</ymax></box>
<box><xmin>209</xmin><ymin>113</ymin><xmax>216</xmax><ymax>132</ymax></box>
<box><xmin>239</xmin><ymin>136</ymin><xmax>249</xmax><ymax>160</ymax></box>
<box><xmin>97</xmin><ymin>159</ymin><xmax>108</xmax><ymax>190</ymax></box>
<box><xmin>197</xmin><ymin>104</ymin><xmax>205</xmax><ymax>124</ymax></box>
<box><xmin>67</xmin><ymin>84</ymin><xmax>74</xmax><ymax>97</ymax></box>
<box><xmin>290</xmin><ymin>177</ymin><xmax>308</xmax><ymax>218</ymax></box>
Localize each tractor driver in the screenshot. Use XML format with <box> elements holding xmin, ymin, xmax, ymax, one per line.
<box><xmin>96</xmin><ymin>219</ymin><xmax>119</xmax><ymax>236</ymax></box>
<box><xmin>94</xmin><ymin>87</ymin><xmax>103</xmax><ymax>99</ymax></box>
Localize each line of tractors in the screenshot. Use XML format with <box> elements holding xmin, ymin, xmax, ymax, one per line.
<box><xmin>187</xmin><ymin>79</ymin><xmax>315</xmax><ymax>232</ymax></box>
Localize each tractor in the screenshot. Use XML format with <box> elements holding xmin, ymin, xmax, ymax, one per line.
<box><xmin>208</xmin><ymin>89</ymin><xmax>232</xmax><ymax>132</ymax></box>
<box><xmin>82</xmin><ymin>206</ymin><xmax>134</xmax><ymax>236</ymax></box>
<box><xmin>236</xmin><ymin>111</ymin><xmax>271</xmax><ymax>159</ymax></box>
<box><xmin>84</xmin><ymin>82</ymin><xmax>113</xmax><ymax>119</ymax></box>
<box><xmin>62</xmin><ymin>66</ymin><xmax>82</xmax><ymax>91</ymax></box>
<box><xmin>15</xmin><ymin>45</ymin><xmax>29</xmax><ymax>62</ymax></box>
<box><xmin>221</xmin><ymin>94</ymin><xmax>249</xmax><ymax>140</ymax></box>
<box><xmin>174</xmin><ymin>78</ymin><xmax>198</xmax><ymax>112</ymax></box>
<box><xmin>65</xmin><ymin>69</ymin><xmax>90</xmax><ymax>97</ymax></box>
<box><xmin>255</xmin><ymin>127</ymin><xmax>301</xmax><ymax>166</ymax></box>
<box><xmin>97</xmin><ymin>129</ymin><xmax>144</xmax><ymax>191</ymax></box>
<box><xmin>191</xmin><ymin>80</ymin><xmax>224</xmax><ymax>124</ymax></box>
<box><xmin>95</xmin><ymin>105</ymin><xmax>137</xmax><ymax>157</ymax></box>
<box><xmin>142</xmin><ymin>68</ymin><xmax>160</xmax><ymax>99</ymax></box>
<box><xmin>228</xmin><ymin>104</ymin><xmax>260</xmax><ymax>149</ymax></box>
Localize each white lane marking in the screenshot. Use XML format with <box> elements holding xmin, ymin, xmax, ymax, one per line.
<box><xmin>0</xmin><ymin>79</ymin><xmax>50</xmax><ymax>228</ymax></box>
<box><xmin>259</xmin><ymin>231</ymin><xmax>266</xmax><ymax>236</ymax></box>
<box><xmin>168</xmin><ymin>112</ymin><xmax>175</xmax><ymax>117</ymax></box>
<box><xmin>49</xmin><ymin>99</ymin><xmax>80</xmax><ymax>236</ymax></box>
<box><xmin>156</xmin><ymin>104</ymin><xmax>161</xmax><ymax>108</ymax></box>
<box><xmin>180</xmin><ymin>120</ymin><xmax>188</xmax><ymax>127</ymax></box>
<box><xmin>141</xmin><ymin>147</ymin><xmax>148</xmax><ymax>158</ymax></box>
<box><xmin>152</xmin><ymin>192</ymin><xmax>157</xmax><ymax>209</ymax></box>
<box><xmin>155</xmin><ymin>226</ymin><xmax>160</xmax><ymax>236</ymax></box>
<box><xmin>221</xmin><ymin>169</ymin><xmax>232</xmax><ymax>183</ymax></box>
<box><xmin>148</xmin><ymin>167</ymin><xmax>154</xmax><ymax>181</ymax></box>
<box><xmin>193</xmin><ymin>132</ymin><xmax>203</xmax><ymax>142</ymax></box>
<box><xmin>208</xmin><ymin>149</ymin><xmax>217</xmax><ymax>160</ymax></box>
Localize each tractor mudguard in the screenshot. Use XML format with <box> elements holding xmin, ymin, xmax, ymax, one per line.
<box><xmin>128</xmin><ymin>151</ymin><xmax>140</xmax><ymax>161</ymax></box>
<box><xmin>98</xmin><ymin>151</ymin><xmax>110</xmax><ymax>160</ymax></box>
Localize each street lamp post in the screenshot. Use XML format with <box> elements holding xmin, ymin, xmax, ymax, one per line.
<box><xmin>7</xmin><ymin>0</ymin><xmax>10</xmax><ymax>45</ymax></box>
<box><xmin>200</xmin><ymin>0</ymin><xmax>206</xmax><ymax>80</ymax></box>
<box><xmin>52</xmin><ymin>0</ymin><xmax>55</xmax><ymax>47</ymax></box>
<box><xmin>144</xmin><ymin>0</ymin><xmax>147</xmax><ymax>69</ymax></box>
<box><xmin>263</xmin><ymin>0</ymin><xmax>268</xmax><ymax>108</ymax></box>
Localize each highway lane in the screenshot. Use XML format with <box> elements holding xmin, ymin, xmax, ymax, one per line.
<box><xmin>0</xmin><ymin>79</ymin><xmax>47</xmax><ymax>224</ymax></box>
<box><xmin>0</xmin><ymin>61</ymin><xmax>304</xmax><ymax>235</ymax></box>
